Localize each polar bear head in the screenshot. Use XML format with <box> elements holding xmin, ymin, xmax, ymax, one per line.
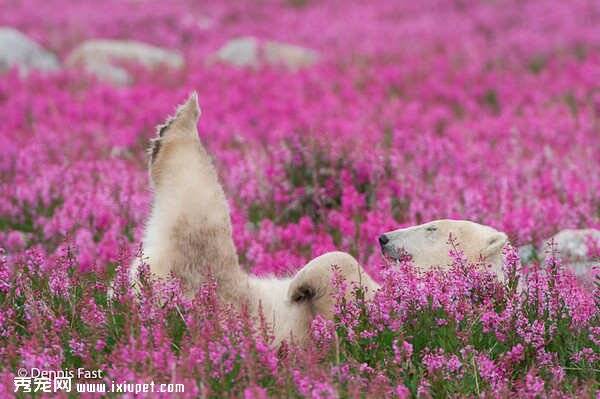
<box><xmin>378</xmin><ymin>219</ymin><xmax>508</xmax><ymax>275</ymax></box>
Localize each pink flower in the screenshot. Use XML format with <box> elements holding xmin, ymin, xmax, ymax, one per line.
<box><xmin>521</xmin><ymin>370</ymin><xmax>545</xmax><ymax>398</ymax></box>
<box><xmin>243</xmin><ymin>385</ymin><xmax>268</xmax><ymax>399</ymax></box>
<box><xmin>395</xmin><ymin>384</ymin><xmax>410</xmax><ymax>399</ymax></box>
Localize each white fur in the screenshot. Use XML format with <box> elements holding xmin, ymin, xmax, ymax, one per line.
<box><xmin>133</xmin><ymin>94</ymin><xmax>379</xmax><ymax>344</ymax></box>
<box><xmin>380</xmin><ymin>219</ymin><xmax>508</xmax><ymax>278</ymax></box>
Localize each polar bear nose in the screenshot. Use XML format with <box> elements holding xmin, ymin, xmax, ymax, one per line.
<box><xmin>378</xmin><ymin>234</ymin><xmax>389</xmax><ymax>247</ymax></box>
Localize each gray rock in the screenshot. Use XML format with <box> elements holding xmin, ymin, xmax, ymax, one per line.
<box><xmin>566</xmin><ymin>261</ymin><xmax>598</xmax><ymax>278</ymax></box>
<box><xmin>66</xmin><ymin>39</ymin><xmax>184</xmax><ymax>85</ymax></box>
<box><xmin>0</xmin><ymin>28</ymin><xmax>59</xmax><ymax>74</ymax></box>
<box><xmin>263</xmin><ymin>40</ymin><xmax>319</xmax><ymax>69</ymax></box>
<box><xmin>518</xmin><ymin>244</ymin><xmax>538</xmax><ymax>264</ymax></box>
<box><xmin>540</xmin><ymin>229</ymin><xmax>600</xmax><ymax>278</ymax></box>
<box><xmin>518</xmin><ymin>229</ymin><xmax>599</xmax><ymax>281</ymax></box>
<box><xmin>541</xmin><ymin>229</ymin><xmax>600</xmax><ymax>262</ymax></box>
<box><xmin>214</xmin><ymin>36</ymin><xmax>259</xmax><ymax>68</ymax></box>
<box><xmin>213</xmin><ymin>36</ymin><xmax>318</xmax><ymax>70</ymax></box>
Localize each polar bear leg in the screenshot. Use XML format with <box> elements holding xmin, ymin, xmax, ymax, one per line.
<box><xmin>287</xmin><ymin>251</ymin><xmax>379</xmax><ymax>320</ymax></box>
<box><xmin>136</xmin><ymin>93</ymin><xmax>242</xmax><ymax>296</ymax></box>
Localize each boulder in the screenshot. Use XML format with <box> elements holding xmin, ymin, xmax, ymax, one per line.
<box><xmin>214</xmin><ymin>36</ymin><xmax>258</xmax><ymax>68</ymax></box>
<box><xmin>263</xmin><ymin>40</ymin><xmax>319</xmax><ymax>69</ymax></box>
<box><xmin>518</xmin><ymin>229</ymin><xmax>599</xmax><ymax>280</ymax></box>
<box><xmin>0</xmin><ymin>28</ymin><xmax>59</xmax><ymax>74</ymax></box>
<box><xmin>213</xmin><ymin>36</ymin><xmax>318</xmax><ymax>70</ymax></box>
<box><xmin>518</xmin><ymin>244</ymin><xmax>538</xmax><ymax>264</ymax></box>
<box><xmin>541</xmin><ymin>229</ymin><xmax>600</xmax><ymax>263</ymax></box>
<box><xmin>66</xmin><ymin>39</ymin><xmax>184</xmax><ymax>85</ymax></box>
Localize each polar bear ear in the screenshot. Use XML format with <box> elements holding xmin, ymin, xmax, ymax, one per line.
<box><xmin>483</xmin><ymin>232</ymin><xmax>508</xmax><ymax>258</ymax></box>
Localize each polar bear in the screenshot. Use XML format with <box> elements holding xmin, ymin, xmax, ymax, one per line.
<box><xmin>378</xmin><ymin>219</ymin><xmax>508</xmax><ymax>278</ymax></box>
<box><xmin>131</xmin><ymin>93</ymin><xmax>379</xmax><ymax>344</ymax></box>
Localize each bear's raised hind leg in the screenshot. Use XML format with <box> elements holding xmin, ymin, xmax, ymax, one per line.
<box><xmin>134</xmin><ymin>93</ymin><xmax>243</xmax><ymax>297</ymax></box>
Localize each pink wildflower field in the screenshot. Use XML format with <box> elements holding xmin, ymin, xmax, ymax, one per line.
<box><xmin>1</xmin><ymin>0</ymin><xmax>600</xmax><ymax>397</ymax></box>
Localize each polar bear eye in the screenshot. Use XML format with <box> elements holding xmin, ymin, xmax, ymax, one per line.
<box><xmin>425</xmin><ymin>226</ymin><xmax>437</xmax><ymax>232</ymax></box>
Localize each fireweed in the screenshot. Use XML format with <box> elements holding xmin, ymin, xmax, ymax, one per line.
<box><xmin>1</xmin><ymin>0</ymin><xmax>600</xmax><ymax>397</ymax></box>
<box><xmin>0</xmin><ymin>243</ymin><xmax>598</xmax><ymax>397</ymax></box>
